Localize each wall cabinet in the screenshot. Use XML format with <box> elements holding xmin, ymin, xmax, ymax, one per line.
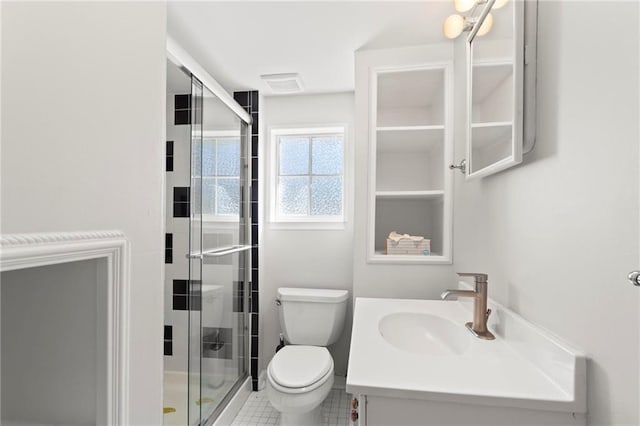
<box><xmin>462</xmin><ymin>0</ymin><xmax>538</xmax><ymax>179</ymax></box>
<box><xmin>367</xmin><ymin>64</ymin><xmax>453</xmax><ymax>264</ymax></box>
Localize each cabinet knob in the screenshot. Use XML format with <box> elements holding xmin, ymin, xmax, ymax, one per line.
<box><xmin>351</xmin><ymin>397</ymin><xmax>359</xmax><ymax>409</ymax></box>
<box><xmin>351</xmin><ymin>410</ymin><xmax>359</xmax><ymax>422</ymax></box>
<box><xmin>449</xmin><ymin>159</ymin><xmax>466</xmax><ymax>174</ymax></box>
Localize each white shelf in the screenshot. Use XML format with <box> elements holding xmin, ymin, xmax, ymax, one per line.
<box><xmin>375</xmin><ymin>190</ymin><xmax>443</xmax><ymax>200</ymax></box>
<box><xmin>376</xmin><ymin>127</ymin><xmax>444</xmax><ymax>153</ymax></box>
<box><xmin>376</xmin><ymin>125</ymin><xmax>444</xmax><ymax>132</ymax></box>
<box><xmin>472</xmin><ymin>121</ymin><xmax>512</xmax><ymax>128</ymax></box>
<box><xmin>370</xmin><ymin>251</ymin><xmax>449</xmax><ymax>265</ymax></box>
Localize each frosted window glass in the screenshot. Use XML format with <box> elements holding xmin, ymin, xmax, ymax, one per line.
<box><xmin>189</xmin><ymin>177</ymin><xmax>201</xmax><ymax>217</ymax></box>
<box><xmin>202</xmin><ymin>178</ymin><xmax>216</xmax><ymax>215</ymax></box>
<box><xmin>311</xmin><ymin>176</ymin><xmax>342</xmax><ymax>216</ymax></box>
<box><xmin>217</xmin><ymin>178</ymin><xmax>240</xmax><ymax>215</ymax></box>
<box><xmin>278</xmin><ymin>177</ymin><xmax>309</xmax><ymax>215</ymax></box>
<box><xmin>312</xmin><ymin>136</ymin><xmax>343</xmax><ymax>175</ymax></box>
<box><xmin>192</xmin><ymin>140</ymin><xmax>202</xmax><ymax>176</ymax></box>
<box><xmin>217</xmin><ymin>139</ymin><xmax>240</xmax><ymax>176</ymax></box>
<box><xmin>202</xmin><ymin>141</ymin><xmax>216</xmax><ymax>176</ymax></box>
<box><xmin>279</xmin><ymin>137</ymin><xmax>309</xmax><ymax>175</ymax></box>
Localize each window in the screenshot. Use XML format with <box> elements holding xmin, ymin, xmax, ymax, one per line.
<box><xmin>271</xmin><ymin>127</ymin><xmax>345</xmax><ymax>223</ymax></box>
<box><xmin>201</xmin><ymin>135</ymin><xmax>241</xmax><ymax>217</ymax></box>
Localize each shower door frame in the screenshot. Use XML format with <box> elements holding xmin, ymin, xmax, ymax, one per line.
<box><xmin>167</xmin><ymin>36</ymin><xmax>251</xmax><ymax>124</ymax></box>
<box><xmin>167</xmin><ymin>36</ymin><xmax>252</xmax><ymax>426</ymax></box>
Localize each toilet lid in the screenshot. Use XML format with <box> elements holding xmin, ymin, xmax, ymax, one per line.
<box><xmin>269</xmin><ymin>346</ymin><xmax>332</xmax><ymax>388</ymax></box>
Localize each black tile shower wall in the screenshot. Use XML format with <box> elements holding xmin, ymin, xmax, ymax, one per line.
<box><xmin>233</xmin><ymin>91</ymin><xmax>248</xmax><ymax>106</ymax></box>
<box><xmin>172</xmin><ymin>279</ymin><xmax>189</xmax><ymax>311</ymax></box>
<box><xmin>166</xmin><ymin>90</ymin><xmax>194</xmax><ymax>372</ymax></box>
<box><xmin>165</xmin><ymin>233</ymin><xmax>173</xmax><ymax>264</ymax></box>
<box><xmin>234</xmin><ymin>89</ymin><xmax>260</xmax><ymax>390</ymax></box>
<box><xmin>164</xmin><ymin>325</ymin><xmax>173</xmax><ymax>356</ymax></box>
<box><xmin>173</xmin><ymin>187</ymin><xmax>190</xmax><ymax>218</ymax></box>
<box><xmin>190</xmin><ymin>280</ymin><xmax>202</xmax><ymax>312</ymax></box>
<box><xmin>233</xmin><ymin>280</ymin><xmax>244</xmax><ymax>313</ymax></box>
<box><xmin>174</xmin><ymin>94</ymin><xmax>191</xmax><ymax>125</ymax></box>
<box><xmin>166</xmin><ymin>141</ymin><xmax>174</xmax><ymax>172</ymax></box>
<box><xmin>172</xmin><ymin>279</ymin><xmax>202</xmax><ymax>311</ymax></box>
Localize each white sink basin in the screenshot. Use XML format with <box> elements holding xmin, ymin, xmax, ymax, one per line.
<box><xmin>379</xmin><ymin>312</ymin><xmax>471</xmax><ymax>356</ymax></box>
<box><xmin>348</xmin><ymin>296</ymin><xmax>587</xmax><ymax>415</ymax></box>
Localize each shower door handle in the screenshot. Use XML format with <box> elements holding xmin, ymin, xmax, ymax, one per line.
<box><xmin>187</xmin><ymin>244</ymin><xmax>252</xmax><ymax>259</ymax></box>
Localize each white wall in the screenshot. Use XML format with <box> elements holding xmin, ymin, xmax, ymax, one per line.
<box><xmin>1</xmin><ymin>3</ymin><xmax>167</xmax><ymax>424</ymax></box>
<box><xmin>260</xmin><ymin>93</ymin><xmax>355</xmax><ymax>376</ymax></box>
<box><xmin>353</xmin><ymin>44</ymin><xmax>457</xmax><ymax>301</ymax></box>
<box><xmin>453</xmin><ymin>2</ymin><xmax>639</xmax><ymax>425</ymax></box>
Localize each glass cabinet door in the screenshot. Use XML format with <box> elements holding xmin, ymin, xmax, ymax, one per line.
<box><xmin>466</xmin><ymin>0</ymin><xmax>525</xmax><ymax>178</ymax></box>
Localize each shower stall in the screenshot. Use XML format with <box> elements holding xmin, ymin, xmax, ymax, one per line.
<box><xmin>164</xmin><ymin>43</ymin><xmax>252</xmax><ymax>426</ymax></box>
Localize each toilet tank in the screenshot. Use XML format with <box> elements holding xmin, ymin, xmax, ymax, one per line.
<box><xmin>276</xmin><ymin>287</ymin><xmax>349</xmax><ymax>346</ymax></box>
<box><xmin>202</xmin><ymin>284</ymin><xmax>224</xmax><ymax>327</ymax></box>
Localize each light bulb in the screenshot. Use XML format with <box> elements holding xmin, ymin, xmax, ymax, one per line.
<box><xmin>477</xmin><ymin>13</ymin><xmax>494</xmax><ymax>36</ymax></box>
<box><xmin>492</xmin><ymin>0</ymin><xmax>508</xmax><ymax>9</ymax></box>
<box><xmin>443</xmin><ymin>14</ymin><xmax>465</xmax><ymax>39</ymax></box>
<box><xmin>454</xmin><ymin>0</ymin><xmax>476</xmax><ymax>13</ymax></box>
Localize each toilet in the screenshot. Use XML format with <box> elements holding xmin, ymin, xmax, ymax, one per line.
<box><xmin>266</xmin><ymin>287</ymin><xmax>349</xmax><ymax>426</ymax></box>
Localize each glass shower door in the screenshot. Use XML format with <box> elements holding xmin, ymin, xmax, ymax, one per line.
<box><xmin>188</xmin><ymin>76</ymin><xmax>204</xmax><ymax>426</ymax></box>
<box><xmin>189</xmin><ymin>76</ymin><xmax>250</xmax><ymax>425</ymax></box>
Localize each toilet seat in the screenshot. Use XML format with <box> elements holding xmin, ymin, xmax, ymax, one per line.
<box><xmin>268</xmin><ymin>346</ymin><xmax>333</xmax><ymax>394</ymax></box>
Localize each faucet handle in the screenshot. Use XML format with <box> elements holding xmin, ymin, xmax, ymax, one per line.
<box><xmin>456</xmin><ymin>272</ymin><xmax>488</xmax><ymax>283</ymax></box>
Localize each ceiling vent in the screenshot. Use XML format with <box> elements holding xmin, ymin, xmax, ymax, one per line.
<box><xmin>261</xmin><ymin>73</ymin><xmax>304</xmax><ymax>95</ymax></box>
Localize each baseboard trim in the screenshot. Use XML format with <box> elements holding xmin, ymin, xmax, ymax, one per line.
<box><xmin>258</xmin><ymin>369</ymin><xmax>267</xmax><ymax>390</ymax></box>
<box><xmin>333</xmin><ymin>375</ymin><xmax>347</xmax><ymax>390</ymax></box>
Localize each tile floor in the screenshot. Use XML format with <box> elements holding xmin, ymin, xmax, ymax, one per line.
<box><xmin>231</xmin><ymin>387</ymin><xmax>352</xmax><ymax>426</ymax></box>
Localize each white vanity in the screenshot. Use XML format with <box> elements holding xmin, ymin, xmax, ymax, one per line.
<box><xmin>346</xmin><ymin>291</ymin><xmax>587</xmax><ymax>425</ymax></box>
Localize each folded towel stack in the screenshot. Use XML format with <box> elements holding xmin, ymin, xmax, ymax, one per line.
<box><xmin>386</xmin><ymin>231</ymin><xmax>431</xmax><ymax>256</ymax></box>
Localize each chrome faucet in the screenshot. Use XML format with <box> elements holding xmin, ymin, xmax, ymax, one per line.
<box><xmin>441</xmin><ymin>272</ymin><xmax>495</xmax><ymax>340</ymax></box>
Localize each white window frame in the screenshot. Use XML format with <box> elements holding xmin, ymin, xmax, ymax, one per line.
<box><xmin>269</xmin><ymin>126</ymin><xmax>346</xmax><ymax>228</ymax></box>
<box><xmin>200</xmin><ymin>130</ymin><xmax>241</xmax><ymax>224</ymax></box>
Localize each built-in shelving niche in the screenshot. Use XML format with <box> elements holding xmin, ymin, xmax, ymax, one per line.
<box><xmin>369</xmin><ymin>65</ymin><xmax>452</xmax><ymax>264</ymax></box>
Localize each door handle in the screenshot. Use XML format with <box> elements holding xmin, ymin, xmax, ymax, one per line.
<box><xmin>628</xmin><ymin>271</ymin><xmax>640</xmax><ymax>287</ymax></box>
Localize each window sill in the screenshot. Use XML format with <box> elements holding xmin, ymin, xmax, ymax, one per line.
<box><xmin>268</xmin><ymin>221</ymin><xmax>346</xmax><ymax>231</ymax></box>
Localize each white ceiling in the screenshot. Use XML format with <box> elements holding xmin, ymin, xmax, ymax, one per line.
<box><xmin>167</xmin><ymin>1</ymin><xmax>457</xmax><ymax>95</ymax></box>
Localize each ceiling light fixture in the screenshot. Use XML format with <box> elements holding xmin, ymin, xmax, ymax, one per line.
<box><xmin>443</xmin><ymin>0</ymin><xmax>506</xmax><ymax>39</ymax></box>
<box><xmin>477</xmin><ymin>12</ymin><xmax>494</xmax><ymax>36</ymax></box>
<box><xmin>454</xmin><ymin>0</ymin><xmax>475</xmax><ymax>13</ymax></box>
<box><xmin>492</xmin><ymin>0</ymin><xmax>508</xmax><ymax>9</ymax></box>
<box><xmin>443</xmin><ymin>14</ymin><xmax>472</xmax><ymax>39</ymax></box>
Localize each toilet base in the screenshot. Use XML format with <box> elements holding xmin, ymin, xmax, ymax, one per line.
<box><xmin>280</xmin><ymin>405</ymin><xmax>323</xmax><ymax>426</ymax></box>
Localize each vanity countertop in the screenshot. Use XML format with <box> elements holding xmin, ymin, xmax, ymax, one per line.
<box><xmin>346</xmin><ymin>294</ymin><xmax>586</xmax><ymax>413</ymax></box>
